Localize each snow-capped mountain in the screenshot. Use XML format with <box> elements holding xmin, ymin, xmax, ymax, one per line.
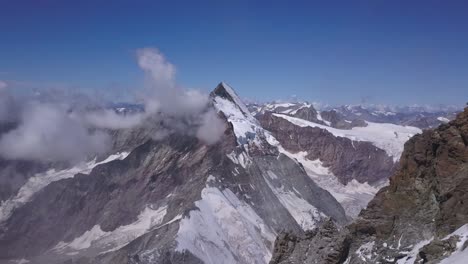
<box><xmin>251</xmin><ymin>101</ymin><xmax>458</xmax><ymax>130</ymax></box>
<box><xmin>0</xmin><ymin>83</ymin><xmax>347</xmax><ymax>264</ymax></box>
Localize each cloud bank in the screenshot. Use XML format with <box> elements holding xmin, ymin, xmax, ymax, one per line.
<box><xmin>0</xmin><ymin>102</ymin><xmax>110</xmax><ymax>162</ymax></box>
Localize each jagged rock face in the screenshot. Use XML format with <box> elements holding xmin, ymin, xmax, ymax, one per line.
<box><xmin>290</xmin><ymin>106</ymin><xmax>321</xmax><ymax>123</ymax></box>
<box><xmin>258</xmin><ymin>113</ymin><xmax>395</xmax><ymax>185</ymax></box>
<box><xmin>270</xmin><ymin>220</ymin><xmax>351</xmax><ymax>264</ymax></box>
<box><xmin>269</xmin><ymin>107</ymin><xmax>468</xmax><ymax>264</ymax></box>
<box><xmin>0</xmin><ymin>83</ymin><xmax>347</xmax><ymax>264</ymax></box>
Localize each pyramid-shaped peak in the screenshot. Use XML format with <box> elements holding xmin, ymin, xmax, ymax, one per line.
<box><xmin>211</xmin><ymin>82</ymin><xmax>250</xmax><ymax>115</ymax></box>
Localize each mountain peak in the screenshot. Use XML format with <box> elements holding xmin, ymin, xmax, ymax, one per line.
<box><xmin>211</xmin><ymin>82</ymin><xmax>250</xmax><ymax>116</ymax></box>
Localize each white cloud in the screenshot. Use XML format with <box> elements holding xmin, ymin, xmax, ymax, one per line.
<box><xmin>83</xmin><ymin>109</ymin><xmax>145</xmax><ymax>130</ymax></box>
<box><xmin>196</xmin><ymin>110</ymin><xmax>226</xmax><ymax>145</ymax></box>
<box><xmin>0</xmin><ymin>103</ymin><xmax>110</xmax><ymax>162</ymax></box>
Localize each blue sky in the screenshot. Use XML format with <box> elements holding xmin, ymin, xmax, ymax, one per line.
<box><xmin>1</xmin><ymin>0</ymin><xmax>467</xmax><ymax>105</ymax></box>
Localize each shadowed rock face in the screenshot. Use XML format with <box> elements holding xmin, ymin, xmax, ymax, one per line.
<box><xmin>270</xmin><ymin>107</ymin><xmax>468</xmax><ymax>264</ymax></box>
<box><xmin>258</xmin><ymin>112</ymin><xmax>395</xmax><ymax>185</ymax></box>
<box><xmin>270</xmin><ymin>219</ymin><xmax>351</xmax><ymax>264</ymax></box>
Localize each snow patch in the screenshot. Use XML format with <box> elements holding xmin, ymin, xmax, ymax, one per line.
<box><xmin>356</xmin><ymin>241</ymin><xmax>375</xmax><ymax>261</ymax></box>
<box><xmin>227</xmin><ymin>151</ymin><xmax>252</xmax><ymax>169</ymax></box>
<box><xmin>176</xmin><ymin>186</ymin><xmax>275</xmax><ymax>264</ymax></box>
<box><xmin>440</xmin><ymin>224</ymin><xmax>468</xmax><ymax>264</ymax></box>
<box><xmin>395</xmin><ymin>238</ymin><xmax>433</xmax><ymax>264</ymax></box>
<box><xmin>316</xmin><ymin>112</ymin><xmax>331</xmax><ymax>126</ymax></box>
<box><xmin>54</xmin><ymin>205</ymin><xmax>167</xmax><ymax>254</ymax></box>
<box><xmin>437</xmin><ymin>116</ymin><xmax>450</xmax><ymax>123</ymax></box>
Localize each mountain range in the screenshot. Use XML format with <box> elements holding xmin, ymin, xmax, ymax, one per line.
<box><xmin>0</xmin><ymin>82</ymin><xmax>465</xmax><ymax>264</ymax></box>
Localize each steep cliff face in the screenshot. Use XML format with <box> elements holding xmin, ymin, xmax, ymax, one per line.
<box><xmin>270</xmin><ymin>107</ymin><xmax>468</xmax><ymax>264</ymax></box>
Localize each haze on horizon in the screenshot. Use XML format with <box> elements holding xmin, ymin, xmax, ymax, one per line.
<box><xmin>0</xmin><ymin>1</ymin><xmax>467</xmax><ymax>106</ymax></box>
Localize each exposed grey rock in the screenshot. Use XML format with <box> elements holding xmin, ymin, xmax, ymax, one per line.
<box><xmin>270</xmin><ymin>219</ymin><xmax>351</xmax><ymax>264</ymax></box>
<box><xmin>320</xmin><ymin>110</ymin><xmax>367</xmax><ymax>130</ymax></box>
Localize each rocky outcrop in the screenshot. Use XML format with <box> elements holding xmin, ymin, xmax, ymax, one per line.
<box><xmin>320</xmin><ymin>110</ymin><xmax>367</xmax><ymax>129</ymax></box>
<box><xmin>258</xmin><ymin>112</ymin><xmax>395</xmax><ymax>185</ymax></box>
<box><xmin>291</xmin><ymin>106</ymin><xmax>322</xmax><ymax>123</ymax></box>
<box><xmin>269</xmin><ymin>107</ymin><xmax>468</xmax><ymax>263</ymax></box>
<box><xmin>270</xmin><ymin>220</ymin><xmax>351</xmax><ymax>264</ymax></box>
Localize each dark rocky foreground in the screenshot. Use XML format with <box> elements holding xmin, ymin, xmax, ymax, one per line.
<box><xmin>270</xmin><ymin>107</ymin><xmax>468</xmax><ymax>263</ymax></box>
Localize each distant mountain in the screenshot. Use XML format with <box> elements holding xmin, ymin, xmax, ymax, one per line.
<box><xmin>250</xmin><ymin>102</ymin><xmax>459</xmax><ymax>130</ymax></box>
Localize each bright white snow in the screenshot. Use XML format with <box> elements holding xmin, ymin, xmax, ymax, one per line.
<box><xmin>440</xmin><ymin>224</ymin><xmax>468</xmax><ymax>264</ymax></box>
<box><xmin>54</xmin><ymin>205</ymin><xmax>168</xmax><ymax>254</ymax></box>
<box><xmin>176</xmin><ymin>186</ymin><xmax>275</xmax><ymax>264</ymax></box>
<box><xmin>437</xmin><ymin>116</ymin><xmax>450</xmax><ymax>123</ymax></box>
<box><xmin>395</xmin><ymin>238</ymin><xmax>433</xmax><ymax>264</ymax></box>
<box><xmin>0</xmin><ymin>152</ymin><xmax>129</xmax><ymax>223</ymax></box>
<box><xmin>213</xmin><ymin>95</ymin><xmax>261</xmax><ymax>146</ymax></box>
<box><xmin>274</xmin><ymin>113</ymin><xmax>421</xmax><ymax>161</ymax></box>
<box><xmin>219</xmin><ymin>82</ymin><xmax>251</xmax><ymax>116</ymax></box>
<box><xmin>356</xmin><ymin>241</ymin><xmax>375</xmax><ymax>261</ymax></box>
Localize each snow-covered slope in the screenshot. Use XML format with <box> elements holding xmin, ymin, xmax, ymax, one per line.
<box><xmin>273</xmin><ymin>113</ymin><xmax>421</xmax><ymax>161</ymax></box>
<box><xmin>176</xmin><ymin>180</ymin><xmax>275</xmax><ymax>264</ymax></box>
<box><xmin>266</xmin><ymin>136</ymin><xmax>383</xmax><ymax>218</ymax></box>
